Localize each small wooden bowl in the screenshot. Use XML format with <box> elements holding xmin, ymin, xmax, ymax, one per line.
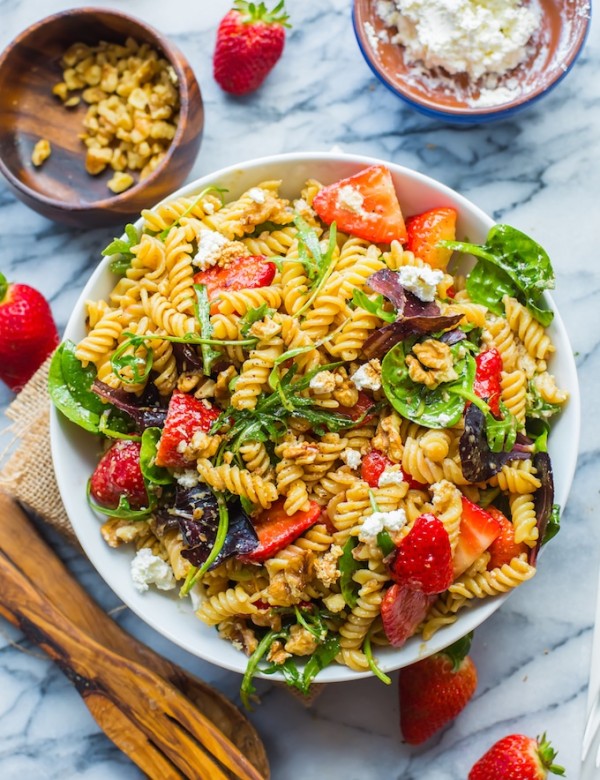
<box><xmin>0</xmin><ymin>8</ymin><xmax>203</xmax><ymax>227</ymax></box>
<box><xmin>353</xmin><ymin>0</ymin><xmax>591</xmax><ymax>123</ymax></box>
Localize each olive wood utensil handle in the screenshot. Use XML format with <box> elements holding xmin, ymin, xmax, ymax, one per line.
<box><xmin>0</xmin><ymin>493</ymin><xmax>267</xmax><ymax>775</ymax></box>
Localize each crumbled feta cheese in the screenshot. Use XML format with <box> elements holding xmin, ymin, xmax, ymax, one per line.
<box><xmin>192</xmin><ymin>230</ymin><xmax>229</xmax><ymax>270</ymax></box>
<box><xmin>336</xmin><ymin>185</ymin><xmax>365</xmax><ymax>215</ymax></box>
<box><xmin>341</xmin><ymin>448</ymin><xmax>362</xmax><ymax>470</ymax></box>
<box><xmin>175</xmin><ymin>469</ymin><xmax>200</xmax><ymax>489</ymax></box>
<box><xmin>378</xmin><ymin>466</ymin><xmax>405</xmax><ymax>486</ymax></box>
<box><xmin>436</xmin><ymin>412</ymin><xmax>454</xmax><ymax>426</ymax></box>
<box><xmin>309</xmin><ymin>370</ymin><xmax>337</xmax><ymax>394</ymax></box>
<box><xmin>364</xmin><ymin>21</ymin><xmax>381</xmax><ymax>51</ymax></box>
<box><xmin>359</xmin><ymin>508</ymin><xmax>408</xmax><ymax>543</ymax></box>
<box><xmin>397</xmin><ymin>265</ymin><xmax>444</xmax><ymax>302</ymax></box>
<box><xmin>176</xmin><ymin>440</ymin><xmax>188</xmax><ymax>454</ymax></box>
<box><xmin>203</xmin><ymin>201</ymin><xmax>215</xmax><ymax>215</ymax></box>
<box><xmin>247</xmin><ymin>187</ymin><xmax>267</xmax><ymax>204</ymax></box>
<box><xmin>351</xmin><ymin>359</ymin><xmax>382</xmax><ymax>392</ymax></box>
<box><xmin>294</xmin><ymin>197</ymin><xmax>314</xmax><ymax>218</ymax></box>
<box><xmin>131</xmin><ymin>548</ymin><xmax>176</xmax><ymax>593</ymax></box>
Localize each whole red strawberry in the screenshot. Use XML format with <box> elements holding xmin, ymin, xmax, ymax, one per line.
<box><xmin>0</xmin><ymin>272</ymin><xmax>59</xmax><ymax>392</ymax></box>
<box><xmin>89</xmin><ymin>440</ymin><xmax>148</xmax><ymax>510</ymax></box>
<box><xmin>468</xmin><ymin>733</ymin><xmax>565</xmax><ymax>779</ymax></box>
<box><xmin>213</xmin><ymin>1</ymin><xmax>290</xmax><ymax>95</ymax></box>
<box><xmin>391</xmin><ymin>513</ymin><xmax>453</xmax><ymax>595</ymax></box>
<box><xmin>399</xmin><ymin>632</ymin><xmax>477</xmax><ymax>745</ymax></box>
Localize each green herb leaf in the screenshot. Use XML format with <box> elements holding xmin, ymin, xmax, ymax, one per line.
<box><xmin>140</xmin><ymin>428</ymin><xmax>173</xmax><ymax>486</ymax></box>
<box><xmin>193</xmin><ymin>284</ymin><xmax>220</xmax><ymax>376</ymax></box>
<box><xmin>49</xmin><ymin>344</ymin><xmax>101</xmax><ymax>433</ymax></box>
<box><xmin>352</xmin><ymin>289</ymin><xmax>396</xmax><ymax>323</ymax></box>
<box><xmin>86</xmin><ymin>479</ymin><xmax>154</xmax><ymax>520</ymax></box>
<box><xmin>542</xmin><ymin>504</ymin><xmax>561</xmax><ymax>545</ymax></box>
<box><xmin>111</xmin><ymin>333</ymin><xmax>154</xmax><ymax>385</ymax></box>
<box><xmin>339</xmin><ymin>537</ymin><xmax>361</xmax><ymax>608</ymax></box>
<box><xmin>377</xmin><ymin>530</ymin><xmax>395</xmax><ymax>556</ymax></box>
<box><xmin>445</xmin><ymin>224</ymin><xmax>555</xmax><ymax>326</ymax></box>
<box><xmin>102</xmin><ymin>223</ymin><xmax>139</xmax><ymax>277</ymax></box>
<box><xmin>363</xmin><ymin>629</ymin><xmax>391</xmax><ymax>685</ymax></box>
<box><xmin>239</xmin><ymin>303</ymin><xmax>275</xmax><ymax>337</ymax></box>
<box><xmin>240</xmin><ymin>629</ymin><xmax>289</xmax><ymax>710</ymax></box>
<box><xmin>382</xmin><ymin>340</ymin><xmax>476</xmax><ymax>429</ymax></box>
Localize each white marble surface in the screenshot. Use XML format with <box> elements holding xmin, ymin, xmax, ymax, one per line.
<box><xmin>0</xmin><ymin>1</ymin><xmax>599</xmax><ymax>777</ymax></box>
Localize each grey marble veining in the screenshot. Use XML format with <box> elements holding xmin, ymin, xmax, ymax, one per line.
<box><xmin>0</xmin><ymin>0</ymin><xmax>599</xmax><ymax>777</ymax></box>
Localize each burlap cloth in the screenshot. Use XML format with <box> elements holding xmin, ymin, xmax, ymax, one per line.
<box><xmin>0</xmin><ymin>356</ymin><xmax>80</xmax><ymax>547</ymax></box>
<box><xmin>0</xmin><ymin>360</ymin><xmax>323</xmax><ymax>703</ymax></box>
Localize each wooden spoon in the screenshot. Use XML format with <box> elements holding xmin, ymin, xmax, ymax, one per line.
<box><xmin>0</xmin><ymin>494</ymin><xmax>268</xmax><ymax>779</ymax></box>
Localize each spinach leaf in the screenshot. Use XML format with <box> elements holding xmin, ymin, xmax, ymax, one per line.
<box><xmin>339</xmin><ymin>537</ymin><xmax>361</xmax><ymax>608</ymax></box>
<box><xmin>60</xmin><ymin>340</ymin><xmax>106</xmax><ymax>414</ymax></box>
<box><xmin>465</xmin><ymin>259</ymin><xmax>516</xmax><ymax>317</ymax></box>
<box><xmin>445</xmin><ymin>224</ymin><xmax>554</xmax><ymax>326</ymax></box>
<box><xmin>140</xmin><ymin>427</ymin><xmax>173</xmax><ymax>486</ymax></box>
<box><xmin>381</xmin><ymin>340</ymin><xmax>476</xmax><ymax>429</ymax></box>
<box><xmin>543</xmin><ymin>504</ymin><xmax>561</xmax><ymax>545</ymax></box>
<box><xmin>49</xmin><ymin>344</ymin><xmax>101</xmax><ymax>433</ymax></box>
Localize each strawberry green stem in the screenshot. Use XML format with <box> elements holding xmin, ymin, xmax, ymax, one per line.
<box><xmin>235</xmin><ymin>0</ymin><xmax>291</xmax><ymax>27</ymax></box>
<box><xmin>0</xmin><ymin>273</ymin><xmax>7</xmax><ymax>303</ymax></box>
<box><xmin>536</xmin><ymin>733</ymin><xmax>565</xmax><ymax>776</ymax></box>
<box><xmin>440</xmin><ymin>631</ymin><xmax>473</xmax><ymax>672</ymax></box>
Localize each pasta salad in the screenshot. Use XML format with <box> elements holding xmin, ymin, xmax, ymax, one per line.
<box><xmin>49</xmin><ymin>164</ymin><xmax>567</xmax><ymax>702</ymax></box>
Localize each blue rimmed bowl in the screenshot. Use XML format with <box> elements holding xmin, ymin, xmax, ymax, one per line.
<box><xmin>352</xmin><ymin>0</ymin><xmax>591</xmax><ymax>123</ymax></box>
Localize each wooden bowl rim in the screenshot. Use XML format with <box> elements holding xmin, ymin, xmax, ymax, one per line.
<box><xmin>0</xmin><ymin>6</ymin><xmax>200</xmax><ymax>212</ymax></box>
<box><xmin>352</xmin><ymin>0</ymin><xmax>592</xmax><ymax>117</ymax></box>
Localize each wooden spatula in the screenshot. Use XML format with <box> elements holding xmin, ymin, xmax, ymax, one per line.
<box><xmin>0</xmin><ymin>492</ymin><xmax>268</xmax><ymax>779</ymax></box>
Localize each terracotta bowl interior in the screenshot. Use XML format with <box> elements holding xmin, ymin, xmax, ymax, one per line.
<box><xmin>354</xmin><ymin>0</ymin><xmax>591</xmax><ymax>115</ymax></box>
<box><xmin>0</xmin><ymin>8</ymin><xmax>199</xmax><ymax>212</ymax></box>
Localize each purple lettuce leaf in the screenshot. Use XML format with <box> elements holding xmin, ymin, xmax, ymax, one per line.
<box><xmin>367</xmin><ymin>269</ymin><xmax>408</xmax><ymax>311</ymax></box>
<box><xmin>459</xmin><ymin>404</ymin><xmax>530</xmax><ymax>483</ymax></box>
<box><xmin>92</xmin><ymin>379</ymin><xmax>167</xmax><ymax>430</ymax></box>
<box><xmin>172</xmin><ymin>342</ymin><xmax>203</xmax><ymax>373</ymax></box>
<box><xmin>439</xmin><ymin>329</ymin><xmax>467</xmax><ymax>346</ymax></box>
<box><xmin>362</xmin><ymin>313</ymin><xmax>462</xmax><ymax>359</ymax></box>
<box><xmin>156</xmin><ymin>484</ymin><xmax>258</xmax><ymax>569</ymax></box>
<box><xmin>530</xmin><ymin>452</ymin><xmax>554</xmax><ymax>565</ymax></box>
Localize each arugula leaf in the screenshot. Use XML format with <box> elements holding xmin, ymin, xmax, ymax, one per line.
<box><xmin>140</xmin><ymin>427</ymin><xmax>173</xmax><ymax>486</ymax></box>
<box><xmin>300</xmin><ymin>636</ymin><xmax>340</xmax><ymax>692</ymax></box>
<box><xmin>158</xmin><ymin>186</ymin><xmax>228</xmax><ymax>240</ymax></box>
<box><xmin>377</xmin><ymin>530</ymin><xmax>395</xmax><ymax>556</ymax></box>
<box><xmin>240</xmin><ymin>629</ymin><xmax>289</xmax><ymax>710</ymax></box>
<box><xmin>293</xmin><ymin>218</ymin><xmax>338</xmax><ymax>318</ymax></box>
<box><xmin>543</xmin><ymin>504</ymin><xmax>561</xmax><ymax>545</ymax></box>
<box><xmin>86</xmin><ymin>480</ymin><xmax>154</xmax><ymax>520</ymax></box>
<box><xmin>294</xmin><ymin>605</ymin><xmax>328</xmax><ymax>643</ymax></box>
<box><xmin>381</xmin><ymin>340</ymin><xmax>476</xmax><ymax>429</ymax></box>
<box><xmin>49</xmin><ymin>344</ymin><xmax>101</xmax><ymax>433</ymax></box>
<box><xmin>102</xmin><ymin>223</ymin><xmax>139</xmax><ymax>276</ymax></box>
<box><xmin>485</xmin><ymin>402</ymin><xmax>519</xmax><ymax>453</ymax></box>
<box><xmin>111</xmin><ymin>333</ymin><xmax>154</xmax><ymax>385</ymax></box>
<box><xmin>239</xmin><ymin>304</ymin><xmax>275</xmax><ymax>337</ymax></box>
<box><xmin>363</xmin><ymin>629</ymin><xmax>391</xmax><ymax>685</ymax></box>
<box><xmin>180</xmin><ymin>491</ymin><xmax>230</xmax><ymax>595</ymax></box>
<box><xmin>445</xmin><ymin>224</ymin><xmax>554</xmax><ymax>326</ymax></box>
<box><xmin>352</xmin><ymin>289</ymin><xmax>396</xmax><ymax>323</ymax></box>
<box><xmin>339</xmin><ymin>537</ymin><xmax>361</xmax><ymax>608</ymax></box>
<box><xmin>193</xmin><ymin>284</ymin><xmax>220</xmax><ymax>376</ymax></box>
<box><xmin>527</xmin><ymin>381</ymin><xmax>563</xmax><ymax>421</ymax></box>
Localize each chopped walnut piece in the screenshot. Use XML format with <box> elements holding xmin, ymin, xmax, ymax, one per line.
<box><xmin>267</xmin><ymin>640</ymin><xmax>291</xmax><ymax>665</ymax></box>
<box><xmin>313</xmin><ymin>545</ymin><xmax>342</xmax><ymax>588</ymax></box>
<box><xmin>284</xmin><ymin>625</ymin><xmax>319</xmax><ymax>656</ymax></box>
<box><xmin>406</xmin><ymin>339</ymin><xmax>458</xmax><ymax>389</ymax></box>
<box><xmin>31</xmin><ymin>139</ymin><xmax>51</xmax><ymax>167</ymax></box>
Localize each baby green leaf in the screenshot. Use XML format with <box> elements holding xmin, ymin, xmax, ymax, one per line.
<box><xmin>60</xmin><ymin>339</ymin><xmax>106</xmax><ymax>415</ymax></box>
<box><xmin>239</xmin><ymin>303</ymin><xmax>275</xmax><ymax>336</ymax></box>
<box><xmin>49</xmin><ymin>344</ymin><xmax>100</xmax><ymax>433</ymax></box>
<box><xmin>102</xmin><ymin>223</ymin><xmax>139</xmax><ymax>276</ymax></box>
<box><xmin>194</xmin><ymin>284</ymin><xmax>220</xmax><ymax>376</ymax></box>
<box><xmin>111</xmin><ymin>333</ymin><xmax>154</xmax><ymax>385</ymax></box>
<box><xmin>240</xmin><ymin>628</ymin><xmax>289</xmax><ymax>710</ymax></box>
<box><xmin>86</xmin><ymin>480</ymin><xmax>154</xmax><ymax>520</ymax></box>
<box><xmin>140</xmin><ymin>427</ymin><xmax>173</xmax><ymax>486</ymax></box>
<box><xmin>339</xmin><ymin>537</ymin><xmax>361</xmax><ymax>608</ymax></box>
<box><xmin>352</xmin><ymin>289</ymin><xmax>396</xmax><ymax>323</ymax></box>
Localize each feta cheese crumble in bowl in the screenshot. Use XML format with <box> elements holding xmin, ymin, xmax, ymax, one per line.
<box><xmin>50</xmin><ymin>152</ymin><xmax>579</xmax><ymax>691</ymax></box>
<box><xmin>353</xmin><ymin>0</ymin><xmax>591</xmax><ymax>122</ymax></box>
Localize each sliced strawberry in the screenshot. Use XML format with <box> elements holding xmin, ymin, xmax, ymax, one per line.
<box><xmin>155</xmin><ymin>391</ymin><xmax>220</xmax><ymax>469</ymax></box>
<box><xmin>474</xmin><ymin>348</ymin><xmax>503</xmax><ymax>418</ymax></box>
<box><xmin>360</xmin><ymin>449</ymin><xmax>425</xmax><ymax>490</ymax></box>
<box><xmin>486</xmin><ymin>506</ymin><xmax>529</xmax><ymax>570</ymax></box>
<box><xmin>89</xmin><ymin>440</ymin><xmax>148</xmax><ymax>509</ymax></box>
<box><xmin>336</xmin><ymin>391</ymin><xmax>377</xmax><ymax>426</ymax></box>
<box><xmin>193</xmin><ymin>255</ymin><xmax>276</xmax><ymax>302</ymax></box>
<box><xmin>381</xmin><ymin>583</ymin><xmax>433</xmax><ymax>648</ymax></box>
<box><xmin>453</xmin><ymin>497</ymin><xmax>502</xmax><ymax>577</ymax></box>
<box><xmin>390</xmin><ymin>514</ymin><xmax>453</xmax><ymax>595</ymax></box>
<box><xmin>241</xmin><ymin>499</ymin><xmax>321</xmax><ymax>563</ymax></box>
<box><xmin>406</xmin><ymin>207</ymin><xmax>457</xmax><ymax>270</ymax></box>
<box><xmin>312</xmin><ymin>165</ymin><xmax>407</xmax><ymax>244</ymax></box>
<box><xmin>399</xmin><ymin>633</ymin><xmax>477</xmax><ymax>745</ymax></box>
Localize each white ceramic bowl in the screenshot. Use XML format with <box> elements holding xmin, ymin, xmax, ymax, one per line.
<box><xmin>50</xmin><ymin>152</ymin><xmax>581</xmax><ymax>682</ymax></box>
